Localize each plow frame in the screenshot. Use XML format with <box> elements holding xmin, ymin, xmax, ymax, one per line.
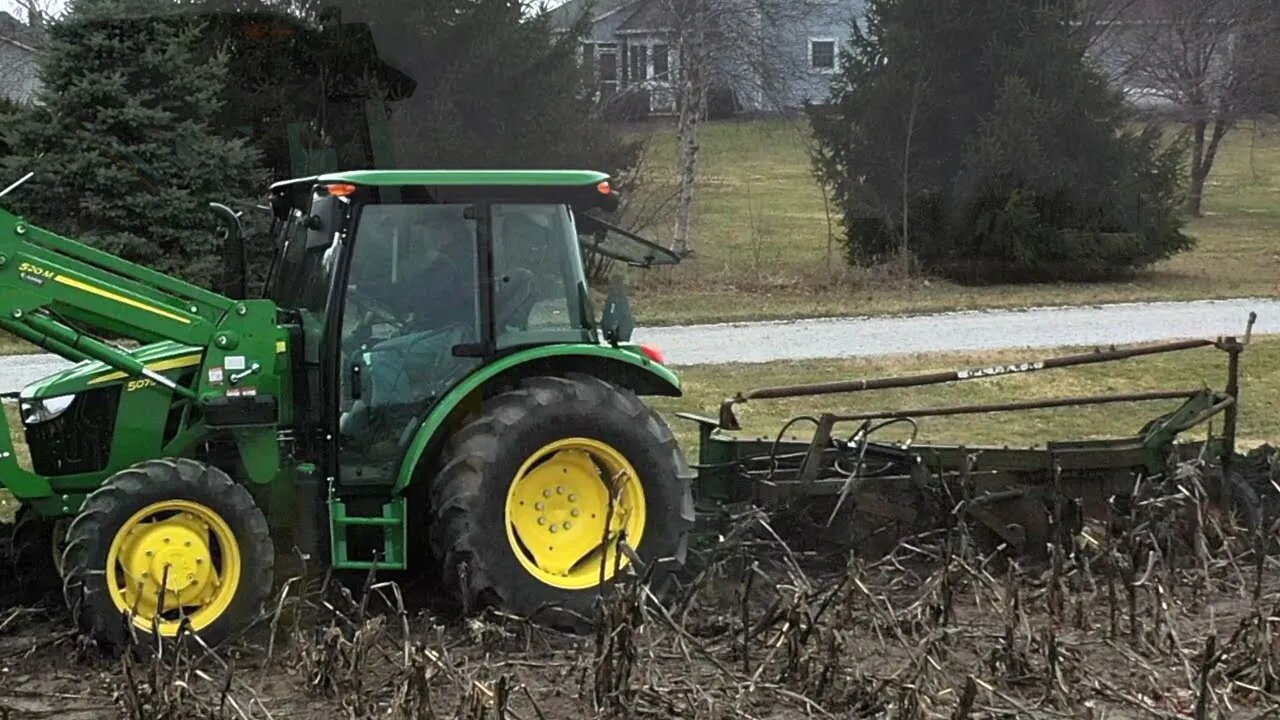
<box><xmin>681</xmin><ymin>316</ymin><xmax>1257</xmax><ymax>552</ymax></box>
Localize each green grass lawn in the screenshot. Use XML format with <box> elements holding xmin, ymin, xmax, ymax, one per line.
<box><xmin>648</xmin><ymin>335</ymin><xmax>1280</xmax><ymax>454</ymax></box>
<box><xmin>624</xmin><ymin>118</ymin><xmax>1280</xmax><ymax>326</ymax></box>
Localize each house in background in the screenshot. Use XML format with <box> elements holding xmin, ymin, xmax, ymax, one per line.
<box><xmin>0</xmin><ymin>10</ymin><xmax>42</xmax><ymax>104</ymax></box>
<box><xmin>548</xmin><ymin>0</ymin><xmax>865</xmax><ymax>116</ymax></box>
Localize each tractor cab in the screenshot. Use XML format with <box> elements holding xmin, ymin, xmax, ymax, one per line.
<box><xmin>261</xmin><ymin>170</ymin><xmax>680</xmax><ymax>489</ymax></box>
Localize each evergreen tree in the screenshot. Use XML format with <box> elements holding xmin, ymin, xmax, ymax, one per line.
<box><xmin>0</xmin><ymin>0</ymin><xmax>265</xmax><ymax>288</ymax></box>
<box><xmin>185</xmin><ymin>1</ymin><xmax>638</xmax><ymax>179</ymax></box>
<box><xmin>352</xmin><ymin>0</ymin><xmax>639</xmax><ymax>175</ymax></box>
<box><xmin>806</xmin><ymin>0</ymin><xmax>1194</xmax><ymax>284</ymax></box>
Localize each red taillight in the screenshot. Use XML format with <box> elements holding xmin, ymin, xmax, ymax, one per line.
<box><xmin>640</xmin><ymin>343</ymin><xmax>665</xmax><ymax>364</ymax></box>
<box><xmin>324</xmin><ymin>183</ymin><xmax>357</xmax><ymax>197</ymax></box>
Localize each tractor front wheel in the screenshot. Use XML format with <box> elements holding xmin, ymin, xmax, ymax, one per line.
<box><xmin>430</xmin><ymin>373</ymin><xmax>693</xmax><ymax>630</ymax></box>
<box><xmin>61</xmin><ymin>458</ymin><xmax>274</xmax><ymax>651</ymax></box>
<box><xmin>11</xmin><ymin>505</ymin><xmax>68</xmax><ymax>605</ymax></box>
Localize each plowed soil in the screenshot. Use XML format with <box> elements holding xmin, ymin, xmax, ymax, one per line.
<box><xmin>2</xmin><ymin>452</ymin><xmax>1280</xmax><ymax>720</ymax></box>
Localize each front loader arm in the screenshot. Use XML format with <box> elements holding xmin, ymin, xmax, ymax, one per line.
<box><xmin>0</xmin><ymin>208</ymin><xmax>239</xmax><ymax>394</ymax></box>
<box><xmin>0</xmin><ymin>207</ymin><xmax>288</xmax><ymax>510</ymax></box>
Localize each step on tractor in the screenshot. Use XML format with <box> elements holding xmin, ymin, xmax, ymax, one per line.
<box><xmin>0</xmin><ymin>168</ymin><xmax>1263</xmax><ymax>653</ymax></box>
<box><xmin>0</xmin><ymin>170</ymin><xmax>694</xmax><ymax>649</ymax></box>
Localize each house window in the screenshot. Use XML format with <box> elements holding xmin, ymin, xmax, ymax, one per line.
<box><xmin>653</xmin><ymin>44</ymin><xmax>670</xmax><ymax>80</ymax></box>
<box><xmin>810</xmin><ymin>39</ymin><xmax>836</xmax><ymax>71</ymax></box>
<box><xmin>598</xmin><ymin>44</ymin><xmax>618</xmax><ymax>84</ymax></box>
<box><xmin>629</xmin><ymin>44</ymin><xmax>649</xmax><ymax>82</ymax></box>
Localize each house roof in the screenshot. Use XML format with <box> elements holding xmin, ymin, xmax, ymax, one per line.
<box><xmin>1093</xmin><ymin>0</ymin><xmax>1241</xmax><ymax>23</ymax></box>
<box><xmin>0</xmin><ymin>11</ymin><xmax>42</xmax><ymax>51</ymax></box>
<box><xmin>546</xmin><ymin>0</ymin><xmax>638</xmax><ymax>32</ymax></box>
<box><xmin>616</xmin><ymin>1</ymin><xmax>675</xmax><ymax>33</ymax></box>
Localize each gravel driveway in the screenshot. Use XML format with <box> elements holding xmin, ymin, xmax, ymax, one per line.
<box><xmin>0</xmin><ymin>298</ymin><xmax>1274</xmax><ymax>392</ymax></box>
<box><xmin>635</xmin><ymin>297</ymin><xmax>1279</xmax><ymax>366</ymax></box>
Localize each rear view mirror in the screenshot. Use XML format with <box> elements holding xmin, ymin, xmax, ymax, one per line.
<box><xmin>304</xmin><ymin>215</ymin><xmax>331</xmax><ymax>249</ymax></box>
<box><xmin>305</xmin><ymin>193</ymin><xmax>342</xmax><ymax>250</ymax></box>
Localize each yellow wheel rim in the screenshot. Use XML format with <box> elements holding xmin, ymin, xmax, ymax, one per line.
<box><xmin>505</xmin><ymin>438</ymin><xmax>647</xmax><ymax>590</ymax></box>
<box><xmin>105</xmin><ymin>500</ymin><xmax>241</xmax><ymax>636</ymax></box>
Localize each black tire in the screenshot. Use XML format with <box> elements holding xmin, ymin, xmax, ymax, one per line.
<box><xmin>61</xmin><ymin>458</ymin><xmax>274</xmax><ymax>652</ymax></box>
<box><xmin>1215</xmin><ymin>470</ymin><xmax>1263</xmax><ymax>532</ymax></box>
<box><xmin>11</xmin><ymin>505</ymin><xmax>65</xmax><ymax>605</ymax></box>
<box><xmin>429</xmin><ymin>373</ymin><xmax>694</xmax><ymax>630</ymax></box>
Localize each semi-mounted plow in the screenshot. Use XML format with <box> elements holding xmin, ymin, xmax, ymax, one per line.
<box><xmin>680</xmin><ymin>317</ymin><xmax>1261</xmax><ymax>559</ymax></box>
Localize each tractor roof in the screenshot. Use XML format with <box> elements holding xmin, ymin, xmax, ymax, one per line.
<box><xmin>269</xmin><ymin>169</ymin><xmax>610</xmax><ymax>191</ymax></box>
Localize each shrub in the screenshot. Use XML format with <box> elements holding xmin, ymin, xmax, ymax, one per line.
<box><xmin>806</xmin><ymin>0</ymin><xmax>1194</xmax><ymax>285</ymax></box>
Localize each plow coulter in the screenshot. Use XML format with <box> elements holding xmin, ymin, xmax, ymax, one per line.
<box><xmin>680</xmin><ymin>314</ymin><xmax>1267</xmax><ymax>563</ymax></box>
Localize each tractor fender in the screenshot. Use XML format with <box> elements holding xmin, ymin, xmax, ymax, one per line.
<box><xmin>392</xmin><ymin>344</ymin><xmax>681</xmax><ymax>494</ymax></box>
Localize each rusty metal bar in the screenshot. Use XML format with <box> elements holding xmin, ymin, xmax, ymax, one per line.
<box><xmin>1222</xmin><ymin>337</ymin><xmax>1244</xmax><ymax>478</ymax></box>
<box><xmin>719</xmin><ymin>337</ymin><xmax>1223</xmax><ymax>429</ymax></box>
<box><xmin>792</xmin><ymin>388</ymin><xmax>1217</xmax><ymax>485</ymax></box>
<box><xmin>819</xmin><ymin>388</ymin><xmax>1210</xmax><ymax>424</ymax></box>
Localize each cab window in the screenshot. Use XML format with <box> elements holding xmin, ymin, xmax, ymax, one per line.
<box><xmin>491</xmin><ymin>203</ymin><xmax>592</xmax><ymax>349</ymax></box>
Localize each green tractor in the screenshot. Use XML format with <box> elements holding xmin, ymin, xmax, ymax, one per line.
<box><xmin>0</xmin><ymin>170</ymin><xmax>694</xmax><ymax>648</ymax></box>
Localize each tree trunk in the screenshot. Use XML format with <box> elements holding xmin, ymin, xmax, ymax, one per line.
<box><xmin>665</xmin><ymin>31</ymin><xmax>706</xmax><ymax>254</ymax></box>
<box><xmin>900</xmin><ymin>69</ymin><xmax>924</xmax><ymax>278</ymax></box>
<box><xmin>1185</xmin><ymin>115</ymin><xmax>1230</xmax><ymax>217</ymax></box>
<box><xmin>1185</xmin><ymin>119</ymin><xmax>1208</xmax><ymax>217</ymax></box>
<box><xmin>671</xmin><ymin>3</ymin><xmax>706</xmax><ymax>256</ymax></box>
<box><xmin>673</xmin><ymin>80</ymin><xmax>704</xmax><ymax>256</ymax></box>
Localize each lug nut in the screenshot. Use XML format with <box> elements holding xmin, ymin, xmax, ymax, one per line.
<box><xmin>543</xmin><ymin>489</ymin><xmax>552</xmax><ymax>498</ymax></box>
<box><xmin>563</xmin><ymin>522</ymin><xmax>571</xmax><ymax>530</ymax></box>
<box><xmin>556</xmin><ymin>486</ymin><xmax>565</xmax><ymax>494</ymax></box>
<box><xmin>550</xmin><ymin>525</ymin><xmax>559</xmax><ymax>534</ymax></box>
<box><xmin>535</xmin><ymin>502</ymin><xmax>544</xmax><ymax>511</ymax></box>
<box><xmin>538</xmin><ymin>517</ymin><xmax>547</xmax><ymax>525</ymax></box>
<box><xmin>569</xmin><ymin>494</ymin><xmax>577</xmax><ymax>502</ymax></box>
<box><xmin>571</xmin><ymin>508</ymin><xmax>580</xmax><ymax>517</ymax></box>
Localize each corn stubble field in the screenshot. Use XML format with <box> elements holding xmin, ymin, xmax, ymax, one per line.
<box><xmin>0</xmin><ymin>120</ymin><xmax>1277</xmax><ymax>717</ymax></box>
<box><xmin>0</xmin><ymin>446</ymin><xmax>1277</xmax><ymax>718</ymax></box>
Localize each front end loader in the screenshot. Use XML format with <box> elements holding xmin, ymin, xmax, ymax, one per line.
<box><xmin>0</xmin><ymin>169</ymin><xmax>695</xmax><ymax>649</ymax></box>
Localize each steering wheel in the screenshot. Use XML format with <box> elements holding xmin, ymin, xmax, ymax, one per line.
<box><xmin>342</xmin><ymin>285</ymin><xmax>404</xmax><ymax>349</ymax></box>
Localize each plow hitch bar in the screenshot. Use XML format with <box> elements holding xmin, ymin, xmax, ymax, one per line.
<box><xmin>717</xmin><ymin>313</ymin><xmax>1257</xmax><ymax>432</ymax></box>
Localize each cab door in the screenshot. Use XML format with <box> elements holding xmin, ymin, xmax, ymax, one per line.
<box><xmin>332</xmin><ymin>199</ymin><xmax>484</xmax><ymax>487</ymax></box>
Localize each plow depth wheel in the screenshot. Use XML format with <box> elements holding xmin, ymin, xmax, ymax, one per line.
<box><xmin>61</xmin><ymin>458</ymin><xmax>274</xmax><ymax>651</ymax></box>
<box><xmin>430</xmin><ymin>373</ymin><xmax>693</xmax><ymax>629</ymax></box>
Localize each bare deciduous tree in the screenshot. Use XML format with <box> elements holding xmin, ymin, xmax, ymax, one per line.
<box><xmin>1092</xmin><ymin>0</ymin><xmax>1280</xmax><ymax>216</ymax></box>
<box><xmin>658</xmin><ymin>0</ymin><xmax>831</xmax><ymax>255</ymax></box>
<box><xmin>4</xmin><ymin>0</ymin><xmax>59</xmax><ymax>23</ymax></box>
<box><xmin>0</xmin><ymin>0</ymin><xmax>52</xmax><ymax>107</ymax></box>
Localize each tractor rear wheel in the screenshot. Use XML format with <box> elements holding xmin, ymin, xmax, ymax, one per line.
<box><xmin>61</xmin><ymin>458</ymin><xmax>274</xmax><ymax>651</ymax></box>
<box><xmin>430</xmin><ymin>373</ymin><xmax>694</xmax><ymax>630</ymax></box>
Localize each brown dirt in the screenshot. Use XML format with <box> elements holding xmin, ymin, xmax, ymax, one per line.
<box><xmin>2</xmin><ymin>463</ymin><xmax>1280</xmax><ymax>719</ymax></box>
